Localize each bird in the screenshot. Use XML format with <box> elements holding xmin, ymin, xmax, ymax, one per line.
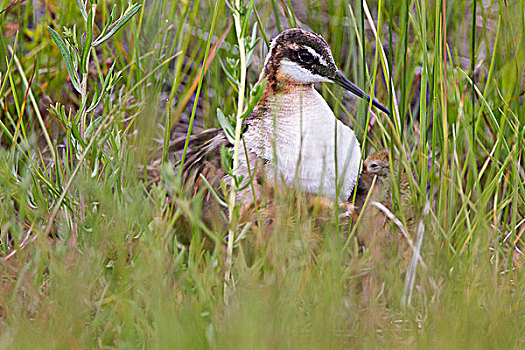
<box><xmin>354</xmin><ymin>151</ymin><xmax>413</xmax><ymax>248</ymax></box>
<box><xmin>353</xmin><ymin>151</ymin><xmax>414</xmax><ymax>304</ymax></box>
<box><xmin>167</xmin><ymin>28</ymin><xmax>389</xmax><ymax>207</ymax></box>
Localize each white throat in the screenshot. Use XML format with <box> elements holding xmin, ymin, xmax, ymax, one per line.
<box><xmin>280</xmin><ymin>59</ymin><xmax>331</xmax><ymax>84</ymax></box>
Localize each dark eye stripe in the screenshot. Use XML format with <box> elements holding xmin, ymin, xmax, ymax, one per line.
<box><xmin>298</xmin><ymin>50</ymin><xmax>315</xmax><ymax>64</ymax></box>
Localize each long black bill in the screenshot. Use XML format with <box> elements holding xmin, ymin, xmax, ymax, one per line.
<box><xmin>333</xmin><ymin>71</ymin><xmax>390</xmax><ymax>115</ymax></box>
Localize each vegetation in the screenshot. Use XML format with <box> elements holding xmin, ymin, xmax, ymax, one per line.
<box><xmin>0</xmin><ymin>0</ymin><xmax>524</xmax><ymax>348</ymax></box>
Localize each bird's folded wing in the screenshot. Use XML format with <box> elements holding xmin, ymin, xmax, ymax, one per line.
<box><xmin>168</xmin><ymin>127</ymin><xmax>231</xmax><ymax>193</ymax></box>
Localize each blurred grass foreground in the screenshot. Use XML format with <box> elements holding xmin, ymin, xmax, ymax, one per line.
<box><xmin>0</xmin><ymin>0</ymin><xmax>524</xmax><ymax>348</ymax></box>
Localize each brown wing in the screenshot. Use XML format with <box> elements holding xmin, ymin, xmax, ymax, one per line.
<box><xmin>174</xmin><ymin>128</ymin><xmax>231</xmax><ymax>193</ymax></box>
<box><xmin>148</xmin><ymin>127</ymin><xmax>231</xmax><ymax>195</ymax></box>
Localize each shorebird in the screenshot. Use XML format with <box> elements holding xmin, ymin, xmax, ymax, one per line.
<box><xmin>172</xmin><ymin>28</ymin><xmax>389</xmax><ymax>205</ymax></box>
<box><xmin>354</xmin><ymin>151</ymin><xmax>414</xmax><ymax>259</ymax></box>
<box><xmin>353</xmin><ymin>151</ymin><xmax>413</xmax><ymax>305</ymax></box>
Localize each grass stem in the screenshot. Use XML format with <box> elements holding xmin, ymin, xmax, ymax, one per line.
<box><xmin>224</xmin><ymin>0</ymin><xmax>248</xmax><ymax>303</ymax></box>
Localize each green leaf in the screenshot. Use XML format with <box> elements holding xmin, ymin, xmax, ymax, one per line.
<box><xmin>76</xmin><ymin>0</ymin><xmax>88</xmax><ymax>21</ymax></box>
<box><xmin>72</xmin><ymin>25</ymin><xmax>78</xmax><ymax>47</ymax></box>
<box><xmin>92</xmin><ymin>3</ymin><xmax>142</xmax><ymax>47</ymax></box>
<box><xmin>0</xmin><ymin>31</ymin><xmax>18</xmax><ymax>100</ymax></box>
<box><xmin>219</xmin><ymin>59</ymin><xmax>239</xmax><ymax>88</ymax></box>
<box><xmin>86</xmin><ymin>83</ymin><xmax>101</xmax><ymax>113</ymax></box>
<box><xmin>245</xmin><ymin>24</ymin><xmax>259</xmax><ymax>68</ymax></box>
<box><xmin>81</xmin><ymin>5</ymin><xmax>95</xmax><ymax>74</ymax></box>
<box><xmin>198</xmin><ymin>174</ymin><xmax>228</xmax><ymax>208</ymax></box>
<box><xmin>96</xmin><ymin>5</ymin><xmax>117</xmax><ymax>43</ymax></box>
<box><xmin>241</xmin><ymin>0</ymin><xmax>257</xmax><ymax>38</ymax></box>
<box><xmin>220</xmin><ymin>144</ymin><xmax>233</xmax><ymax>176</ymax></box>
<box><xmin>217</xmin><ymin>108</ymin><xmax>235</xmax><ymax>144</ymax></box>
<box><xmin>68</xmin><ymin>111</ymin><xmax>87</xmax><ymax>148</ymax></box>
<box><xmin>234</xmin><ymin>221</ymin><xmax>252</xmax><ymax>244</ymax></box>
<box><xmin>70</xmin><ymin>44</ymin><xmax>79</xmax><ymax>73</ymax></box>
<box><xmin>48</xmin><ymin>27</ymin><xmax>81</xmax><ymax>93</ymax></box>
<box><xmin>241</xmin><ymin>78</ymin><xmax>266</xmax><ymax>119</ymax></box>
<box><xmin>87</xmin><ymin>60</ymin><xmax>120</xmax><ymax>113</ymax></box>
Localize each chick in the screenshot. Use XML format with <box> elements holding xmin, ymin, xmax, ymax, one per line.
<box><xmin>355</xmin><ymin>151</ymin><xmax>413</xmax><ymax>243</ymax></box>
<box><xmin>353</xmin><ymin>151</ymin><xmax>414</xmax><ymax>304</ymax></box>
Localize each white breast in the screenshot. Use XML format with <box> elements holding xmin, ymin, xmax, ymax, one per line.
<box><xmin>243</xmin><ymin>85</ymin><xmax>361</xmax><ymax>202</ymax></box>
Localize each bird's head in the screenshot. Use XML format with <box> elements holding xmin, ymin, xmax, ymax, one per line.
<box><xmin>363</xmin><ymin>152</ymin><xmax>391</xmax><ymax>177</ymax></box>
<box><xmin>357</xmin><ymin>151</ymin><xmax>392</xmax><ymax>193</ymax></box>
<box><xmin>261</xmin><ymin>28</ymin><xmax>389</xmax><ymax>114</ymax></box>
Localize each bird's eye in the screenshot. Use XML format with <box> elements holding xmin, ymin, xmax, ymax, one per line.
<box><xmin>298</xmin><ymin>50</ymin><xmax>315</xmax><ymax>64</ymax></box>
<box><xmin>369</xmin><ymin>163</ymin><xmax>380</xmax><ymax>170</ymax></box>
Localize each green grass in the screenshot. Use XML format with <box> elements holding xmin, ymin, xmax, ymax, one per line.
<box><xmin>1</xmin><ymin>0</ymin><xmax>524</xmax><ymax>348</ymax></box>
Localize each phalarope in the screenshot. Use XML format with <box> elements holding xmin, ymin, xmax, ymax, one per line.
<box><xmin>173</xmin><ymin>28</ymin><xmax>389</xmax><ymax>204</ymax></box>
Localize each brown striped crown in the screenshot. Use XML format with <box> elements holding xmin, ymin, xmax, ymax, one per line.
<box><xmin>261</xmin><ymin>28</ymin><xmax>338</xmax><ymax>91</ymax></box>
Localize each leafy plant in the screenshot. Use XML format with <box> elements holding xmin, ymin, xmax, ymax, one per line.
<box><xmin>48</xmin><ymin>0</ymin><xmax>141</xmax><ymax>139</ymax></box>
